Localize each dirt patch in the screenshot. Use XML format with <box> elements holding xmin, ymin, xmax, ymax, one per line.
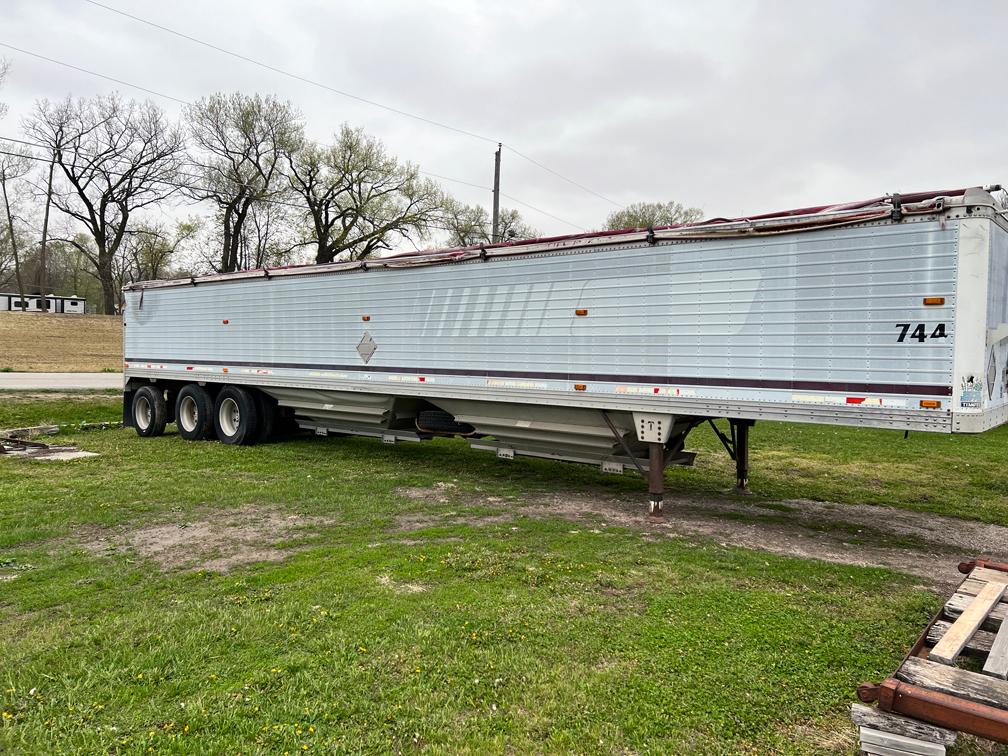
<box><xmin>377</xmin><ymin>574</ymin><xmax>427</xmax><ymax>594</ymax></box>
<box><xmin>81</xmin><ymin>507</ymin><xmax>335</xmax><ymax>573</ymax></box>
<box><xmin>523</xmin><ymin>492</ymin><xmax>1008</xmax><ymax>592</ymax></box>
<box><xmin>392</xmin><ymin>483</ymin><xmax>1008</xmax><ymax>592</ymax></box>
<box><xmin>395</xmin><ymin>481</ymin><xmax>458</xmax><ymax>503</ymax></box>
<box><xmin>392</xmin><ymin>509</ymin><xmax>514</xmax><ymax>533</ymax></box>
<box><xmin>0</xmin><ymin>313</ymin><xmax>121</xmax><ymax>372</ymax></box>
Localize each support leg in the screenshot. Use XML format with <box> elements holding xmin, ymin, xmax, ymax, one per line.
<box><xmin>648</xmin><ymin>441</ymin><xmax>665</xmax><ymax>518</ymax></box>
<box><xmin>731</xmin><ymin>419</ymin><xmax>754</xmax><ymax>493</ymax></box>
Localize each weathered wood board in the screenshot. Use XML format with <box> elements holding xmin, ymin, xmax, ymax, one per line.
<box><xmin>860</xmin><ymin>725</ymin><xmax>945</xmax><ymax>755</ymax></box>
<box><xmin>850</xmin><ymin>703</ymin><xmax>957</xmax><ymax>745</ymax></box>
<box><xmin>897</xmin><ymin>656</ymin><xmax>1008</xmax><ymax>709</ymax></box>
<box><xmin>983</xmin><ymin>614</ymin><xmax>1008</xmax><ymax>679</ymax></box>
<box><xmin>930</xmin><ymin>582</ymin><xmax>1006</xmax><ymax>664</ymax></box>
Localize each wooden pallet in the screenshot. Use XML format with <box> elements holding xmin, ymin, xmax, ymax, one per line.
<box><xmin>855</xmin><ymin>560</ymin><xmax>1008</xmax><ymax>752</ymax></box>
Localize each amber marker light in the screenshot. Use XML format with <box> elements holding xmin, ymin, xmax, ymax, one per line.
<box><xmin>574</xmin><ymin>384</ymin><xmax>587</xmax><ymax>391</ymax></box>
<box><xmin>362</xmin><ymin>315</ymin><xmax>371</xmax><ymax>321</ymax></box>
<box><xmin>923</xmin><ymin>297</ymin><xmax>945</xmax><ymax>305</ymax></box>
<box><xmin>575</xmin><ymin>309</ymin><xmax>588</xmax><ymax>316</ymax></box>
<box><xmin>920</xmin><ymin>400</ymin><xmax>941</xmax><ymax>409</ymax></box>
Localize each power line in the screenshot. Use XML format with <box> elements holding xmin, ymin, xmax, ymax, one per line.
<box><xmin>1</xmin><ymin>133</ymin><xmax>585</xmax><ymax>232</ymax></box>
<box><xmin>504</xmin><ymin>146</ymin><xmax>620</xmax><ymax>207</ymax></box>
<box><xmin>0</xmin><ymin>140</ymin><xmax>553</xmax><ymax>238</ymax></box>
<box><xmin>79</xmin><ymin>0</ymin><xmax>622</xmax><ymax>208</ymax></box>
<box><xmin>0</xmin><ymin>42</ymin><xmax>188</xmax><ymax>105</ymax></box>
<box><xmin>0</xmin><ymin>45</ymin><xmax>585</xmax><ymax>230</ymax></box>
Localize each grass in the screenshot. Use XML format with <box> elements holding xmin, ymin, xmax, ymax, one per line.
<box><xmin>0</xmin><ymin>394</ymin><xmax>1002</xmax><ymax>753</ymax></box>
<box><xmin>0</xmin><ymin>312</ymin><xmax>121</xmax><ymax>372</ymax></box>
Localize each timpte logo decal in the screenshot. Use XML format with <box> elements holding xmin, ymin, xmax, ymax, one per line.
<box><xmin>960</xmin><ymin>376</ymin><xmax>983</xmax><ymax>409</ymax></box>
<box><xmin>895</xmin><ymin>323</ymin><xmax>948</xmax><ymax>342</ymax></box>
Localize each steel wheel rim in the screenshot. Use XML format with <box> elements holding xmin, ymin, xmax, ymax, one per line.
<box><xmin>179</xmin><ymin>395</ymin><xmax>198</xmax><ymax>432</ymax></box>
<box><xmin>135</xmin><ymin>396</ymin><xmax>152</xmax><ymax>430</ymax></box>
<box><xmin>219</xmin><ymin>397</ymin><xmax>240</xmax><ymax>436</ymax></box>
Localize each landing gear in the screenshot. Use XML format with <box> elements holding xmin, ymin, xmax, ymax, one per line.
<box><xmin>708</xmin><ymin>418</ymin><xmax>755</xmax><ymax>493</ymax></box>
<box><xmin>647</xmin><ymin>441</ymin><xmax>665</xmax><ymax>518</ymax></box>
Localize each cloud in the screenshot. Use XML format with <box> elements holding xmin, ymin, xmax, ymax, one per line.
<box><xmin>1</xmin><ymin>0</ymin><xmax>1005</xmax><ymax>234</ymax></box>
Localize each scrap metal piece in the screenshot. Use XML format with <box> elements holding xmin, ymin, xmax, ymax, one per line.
<box><xmin>859</xmin><ymin>678</ymin><xmax>1008</xmax><ymax>744</ymax></box>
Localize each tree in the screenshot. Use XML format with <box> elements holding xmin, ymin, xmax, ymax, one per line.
<box><xmin>184</xmin><ymin>93</ymin><xmax>303</xmax><ymax>273</ymax></box>
<box><xmin>23</xmin><ymin>94</ymin><xmax>185</xmax><ymax>314</ymax></box>
<box><xmin>288</xmin><ymin>125</ymin><xmax>442</xmax><ymax>264</ymax></box>
<box><xmin>0</xmin><ymin>148</ymin><xmax>31</xmax><ymax>310</ymax></box>
<box><xmin>605</xmin><ymin>200</ymin><xmax>703</xmax><ymax>230</ymax></box>
<box><xmin>0</xmin><ymin>58</ymin><xmax>9</xmax><ymax>121</ymax></box>
<box><xmin>440</xmin><ymin>197</ymin><xmax>537</xmax><ymax>247</ymax></box>
<box><xmin>111</xmin><ymin>220</ymin><xmax>199</xmax><ymax>311</ymax></box>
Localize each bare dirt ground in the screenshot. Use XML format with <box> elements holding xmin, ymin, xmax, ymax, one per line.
<box><xmin>80</xmin><ymin>507</ymin><xmax>336</xmax><ymax>572</ymax></box>
<box><xmin>396</xmin><ymin>484</ymin><xmax>1008</xmax><ymax>592</ymax></box>
<box><xmin>0</xmin><ymin>312</ymin><xmax>121</xmax><ymax>372</ymax></box>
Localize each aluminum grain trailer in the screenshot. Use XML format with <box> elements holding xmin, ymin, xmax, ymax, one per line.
<box><xmin>122</xmin><ymin>186</ymin><xmax>1008</xmax><ymax>515</ymax></box>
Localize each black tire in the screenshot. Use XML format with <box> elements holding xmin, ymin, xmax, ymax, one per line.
<box><xmin>213</xmin><ymin>386</ymin><xmax>259</xmax><ymax>445</ymax></box>
<box><xmin>175</xmin><ymin>384</ymin><xmax>214</xmax><ymax>441</ymax></box>
<box><xmin>132</xmin><ymin>385</ymin><xmax>168</xmax><ymax>438</ymax></box>
<box><xmin>254</xmin><ymin>391</ymin><xmax>276</xmax><ymax>444</ymax></box>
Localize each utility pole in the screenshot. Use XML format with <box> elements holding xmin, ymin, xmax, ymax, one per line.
<box><xmin>38</xmin><ymin>154</ymin><xmax>55</xmax><ymax>312</ymax></box>
<box><xmin>491</xmin><ymin>143</ymin><xmax>501</xmax><ymax>244</ymax></box>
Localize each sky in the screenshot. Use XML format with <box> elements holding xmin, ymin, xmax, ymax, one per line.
<box><xmin>0</xmin><ymin>0</ymin><xmax>1006</xmax><ymax>239</ymax></box>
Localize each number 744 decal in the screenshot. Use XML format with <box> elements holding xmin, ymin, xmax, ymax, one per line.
<box><xmin>896</xmin><ymin>323</ymin><xmax>948</xmax><ymax>342</ymax></box>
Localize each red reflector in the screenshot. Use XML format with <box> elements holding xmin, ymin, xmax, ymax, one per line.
<box><xmin>653</xmin><ymin>387</ymin><xmax>660</xmax><ymax>394</ymax></box>
<box><xmin>222</xmin><ymin>319</ymin><xmax>229</xmax><ymax>325</ymax></box>
<box><xmin>186</xmin><ymin>366</ymin><xmax>193</xmax><ymax>371</ymax></box>
<box><xmin>846</xmin><ymin>397</ymin><xmax>865</xmax><ymax>404</ymax></box>
<box><xmin>418</xmin><ymin>376</ymin><xmax>426</xmax><ymax>382</ymax></box>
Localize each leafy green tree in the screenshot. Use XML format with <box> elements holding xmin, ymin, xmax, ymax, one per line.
<box><xmin>288</xmin><ymin>125</ymin><xmax>442</xmax><ymax>264</ymax></box>
<box><xmin>184</xmin><ymin>93</ymin><xmax>303</xmax><ymax>273</ymax></box>
<box><xmin>605</xmin><ymin>200</ymin><xmax>703</xmax><ymax>230</ymax></box>
<box><xmin>440</xmin><ymin>197</ymin><xmax>537</xmax><ymax>247</ymax></box>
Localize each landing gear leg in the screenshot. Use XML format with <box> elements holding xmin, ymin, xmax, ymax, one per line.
<box><xmin>648</xmin><ymin>441</ymin><xmax>665</xmax><ymax>518</ymax></box>
<box><xmin>731</xmin><ymin>419</ymin><xmax>754</xmax><ymax>493</ymax></box>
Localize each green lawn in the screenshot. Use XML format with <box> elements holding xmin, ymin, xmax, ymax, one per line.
<box><xmin>0</xmin><ymin>395</ymin><xmax>1003</xmax><ymax>753</ymax></box>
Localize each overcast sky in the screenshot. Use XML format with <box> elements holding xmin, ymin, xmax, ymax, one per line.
<box><xmin>1</xmin><ymin>0</ymin><xmax>1005</xmax><ymax>239</ymax></box>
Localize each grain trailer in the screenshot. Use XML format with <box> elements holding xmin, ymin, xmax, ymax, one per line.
<box><xmin>122</xmin><ymin>186</ymin><xmax>1008</xmax><ymax>514</ymax></box>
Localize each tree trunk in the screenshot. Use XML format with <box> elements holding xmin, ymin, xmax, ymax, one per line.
<box><xmin>38</xmin><ymin>158</ymin><xmax>55</xmax><ymax>311</ymax></box>
<box><xmin>98</xmin><ymin>257</ymin><xmax>116</xmax><ymax>315</ymax></box>
<box><xmin>0</xmin><ymin>172</ymin><xmax>26</xmax><ymax>311</ymax></box>
<box><xmin>316</xmin><ymin>239</ymin><xmax>332</xmax><ymax>265</ymax></box>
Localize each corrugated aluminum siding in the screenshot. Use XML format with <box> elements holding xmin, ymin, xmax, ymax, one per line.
<box><xmin>124</xmin><ymin>218</ymin><xmax>957</xmax><ymax>395</ymax></box>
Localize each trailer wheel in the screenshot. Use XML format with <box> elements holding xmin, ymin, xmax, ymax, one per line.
<box><xmin>175</xmin><ymin>385</ymin><xmax>214</xmax><ymax>441</ymax></box>
<box><xmin>254</xmin><ymin>391</ymin><xmax>276</xmax><ymax>443</ymax></box>
<box><xmin>213</xmin><ymin>386</ymin><xmax>259</xmax><ymax>445</ymax></box>
<box><xmin>132</xmin><ymin>386</ymin><xmax>167</xmax><ymax>438</ymax></box>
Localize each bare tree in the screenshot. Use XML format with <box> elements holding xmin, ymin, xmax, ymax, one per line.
<box><xmin>605</xmin><ymin>200</ymin><xmax>703</xmax><ymax>230</ymax></box>
<box><xmin>112</xmin><ymin>220</ymin><xmax>199</xmax><ymax>311</ymax></box>
<box><xmin>288</xmin><ymin>125</ymin><xmax>442</xmax><ymax>264</ymax></box>
<box><xmin>0</xmin><ymin>58</ymin><xmax>9</xmax><ymax>121</ymax></box>
<box><xmin>0</xmin><ymin>149</ymin><xmax>31</xmax><ymax>310</ymax></box>
<box><xmin>23</xmin><ymin>94</ymin><xmax>185</xmax><ymax>314</ymax></box>
<box><xmin>440</xmin><ymin>197</ymin><xmax>538</xmax><ymax>247</ymax></box>
<box><xmin>184</xmin><ymin>93</ymin><xmax>303</xmax><ymax>273</ymax></box>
